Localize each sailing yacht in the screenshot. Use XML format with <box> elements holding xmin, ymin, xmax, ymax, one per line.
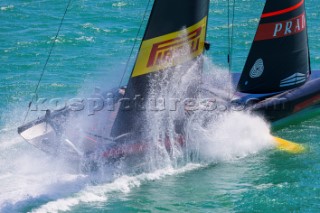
<box><xmin>234</xmin><ymin>0</ymin><xmax>320</xmax><ymax>125</ymax></box>
<box><xmin>18</xmin><ymin>0</ymin><xmax>319</xmax><ymax>163</ymax></box>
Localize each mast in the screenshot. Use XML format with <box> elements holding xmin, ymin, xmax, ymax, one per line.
<box><xmin>111</xmin><ymin>0</ymin><xmax>210</xmax><ymax>137</ymax></box>
<box><xmin>237</xmin><ymin>0</ymin><xmax>310</xmax><ymax>94</ymax></box>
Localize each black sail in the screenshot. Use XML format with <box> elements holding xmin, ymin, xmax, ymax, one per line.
<box><xmin>111</xmin><ymin>0</ymin><xmax>210</xmax><ymax>137</ymax></box>
<box><xmin>237</xmin><ymin>0</ymin><xmax>310</xmax><ymax>94</ymax></box>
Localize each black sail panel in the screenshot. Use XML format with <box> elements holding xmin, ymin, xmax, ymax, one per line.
<box><xmin>237</xmin><ymin>0</ymin><xmax>310</xmax><ymax>94</ymax></box>
<box><xmin>111</xmin><ymin>0</ymin><xmax>210</xmax><ymax>137</ymax></box>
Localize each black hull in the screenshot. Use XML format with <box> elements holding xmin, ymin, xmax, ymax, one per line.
<box><xmin>252</xmin><ymin>78</ymin><xmax>320</xmax><ymax>122</ymax></box>
<box><xmin>233</xmin><ymin>70</ymin><xmax>320</xmax><ymax>124</ymax></box>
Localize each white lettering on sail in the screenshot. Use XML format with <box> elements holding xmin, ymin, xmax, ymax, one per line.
<box><xmin>295</xmin><ymin>18</ymin><xmax>301</xmax><ymax>31</ymax></box>
<box><xmin>273</xmin><ymin>23</ymin><xmax>283</xmax><ymax>37</ymax></box>
<box><xmin>273</xmin><ymin>14</ymin><xmax>306</xmax><ymax>37</ymax></box>
<box><xmin>301</xmin><ymin>14</ymin><xmax>306</xmax><ymax>29</ymax></box>
<box><xmin>249</xmin><ymin>58</ymin><xmax>264</xmax><ymax>78</ymax></box>
<box><xmin>256</xmin><ymin>13</ymin><xmax>306</xmax><ymax>41</ymax></box>
<box><xmin>284</xmin><ymin>21</ymin><xmax>293</xmax><ymax>35</ymax></box>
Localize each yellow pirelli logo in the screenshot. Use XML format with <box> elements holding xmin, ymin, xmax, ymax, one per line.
<box><xmin>131</xmin><ymin>16</ymin><xmax>207</xmax><ymax>77</ymax></box>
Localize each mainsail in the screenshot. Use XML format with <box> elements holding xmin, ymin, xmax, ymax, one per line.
<box><xmin>111</xmin><ymin>0</ymin><xmax>210</xmax><ymax>137</ymax></box>
<box><xmin>237</xmin><ymin>0</ymin><xmax>310</xmax><ymax>94</ymax></box>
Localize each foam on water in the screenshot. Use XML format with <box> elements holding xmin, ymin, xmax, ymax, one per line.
<box><xmin>0</xmin><ymin>147</ymin><xmax>89</xmax><ymax>212</ymax></box>
<box><xmin>0</xmin><ymin>5</ymin><xmax>14</xmax><ymax>11</ymax></box>
<box><xmin>31</xmin><ymin>163</ymin><xmax>203</xmax><ymax>213</ymax></box>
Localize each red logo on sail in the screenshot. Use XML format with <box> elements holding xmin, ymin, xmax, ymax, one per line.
<box><xmin>147</xmin><ymin>27</ymin><xmax>202</xmax><ymax>67</ymax></box>
<box><xmin>255</xmin><ymin>13</ymin><xmax>306</xmax><ymax>41</ymax></box>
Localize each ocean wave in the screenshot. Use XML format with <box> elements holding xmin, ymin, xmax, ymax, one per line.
<box><xmin>50</xmin><ymin>83</ymin><xmax>65</xmax><ymax>88</ymax></box>
<box><xmin>0</xmin><ymin>5</ymin><xmax>14</xmax><ymax>11</ymax></box>
<box><xmin>3</xmin><ymin>47</ymin><xmax>16</xmax><ymax>53</ymax></box>
<box><xmin>75</xmin><ymin>36</ymin><xmax>95</xmax><ymax>43</ymax></box>
<box><xmin>112</xmin><ymin>2</ymin><xmax>128</xmax><ymax>8</ymax></box>
<box><xmin>48</xmin><ymin>36</ymin><xmax>67</xmax><ymax>44</ymax></box>
<box><xmin>81</xmin><ymin>23</ymin><xmax>111</xmax><ymax>33</ymax></box>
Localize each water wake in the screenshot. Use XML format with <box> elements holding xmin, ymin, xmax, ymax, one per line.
<box><xmin>31</xmin><ymin>163</ymin><xmax>203</xmax><ymax>213</ymax></box>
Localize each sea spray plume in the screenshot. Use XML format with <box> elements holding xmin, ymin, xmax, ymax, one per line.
<box><xmin>142</xmin><ymin>46</ymin><xmax>274</xmax><ymax>168</ymax></box>
<box><xmin>185</xmin><ymin>61</ymin><xmax>274</xmax><ymax>162</ymax></box>
<box><xmin>143</xmin><ymin>31</ymin><xmax>203</xmax><ymax>170</ymax></box>
<box><xmin>186</xmin><ymin>111</ymin><xmax>273</xmax><ymax>163</ymax></box>
<box><xmin>14</xmin><ymin>30</ymin><xmax>275</xmax><ymax>175</ymax></box>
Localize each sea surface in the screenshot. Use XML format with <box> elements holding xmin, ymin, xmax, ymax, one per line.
<box><xmin>1</xmin><ymin>0</ymin><xmax>320</xmax><ymax>212</ymax></box>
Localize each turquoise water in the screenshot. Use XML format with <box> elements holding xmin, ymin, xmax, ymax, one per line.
<box><xmin>1</xmin><ymin>0</ymin><xmax>320</xmax><ymax>212</ymax></box>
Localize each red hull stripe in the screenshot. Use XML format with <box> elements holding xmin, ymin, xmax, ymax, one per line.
<box><xmin>294</xmin><ymin>94</ymin><xmax>320</xmax><ymax>113</ymax></box>
<box><xmin>102</xmin><ymin>135</ymin><xmax>185</xmax><ymax>159</ymax></box>
<box><xmin>261</xmin><ymin>0</ymin><xmax>304</xmax><ymax>18</ymax></box>
<box><xmin>85</xmin><ymin>136</ymin><xmax>97</xmax><ymax>143</ymax></box>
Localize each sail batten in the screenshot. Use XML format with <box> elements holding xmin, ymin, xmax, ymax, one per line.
<box><xmin>237</xmin><ymin>0</ymin><xmax>310</xmax><ymax>94</ymax></box>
